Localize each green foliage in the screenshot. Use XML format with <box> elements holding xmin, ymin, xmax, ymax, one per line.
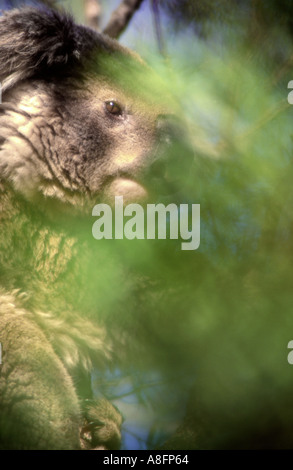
<box><xmin>2</xmin><ymin>1</ymin><xmax>293</xmax><ymax>447</ymax></box>
<box><xmin>92</xmin><ymin>21</ymin><xmax>293</xmax><ymax>446</ymax></box>
<box><xmin>160</xmin><ymin>0</ymin><xmax>293</xmax><ymax>40</ymax></box>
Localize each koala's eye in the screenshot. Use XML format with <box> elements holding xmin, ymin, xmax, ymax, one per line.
<box><xmin>105</xmin><ymin>100</ymin><xmax>123</xmax><ymax>116</ymax></box>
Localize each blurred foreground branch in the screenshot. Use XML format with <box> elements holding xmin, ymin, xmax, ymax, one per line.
<box><xmin>84</xmin><ymin>0</ymin><xmax>101</xmax><ymax>30</ymax></box>
<box><xmin>103</xmin><ymin>0</ymin><xmax>144</xmax><ymax>39</ymax></box>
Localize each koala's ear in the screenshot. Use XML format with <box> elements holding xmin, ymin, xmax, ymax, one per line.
<box><xmin>0</xmin><ymin>7</ymin><xmax>97</xmax><ymax>91</ymax></box>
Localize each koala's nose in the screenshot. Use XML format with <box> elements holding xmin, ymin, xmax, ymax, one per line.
<box><xmin>155</xmin><ymin>114</ymin><xmax>182</xmax><ymax>145</ymax></box>
<box><xmin>145</xmin><ymin>114</ymin><xmax>194</xmax><ymax>195</ymax></box>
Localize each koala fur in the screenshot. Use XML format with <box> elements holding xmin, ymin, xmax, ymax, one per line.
<box><xmin>0</xmin><ymin>7</ymin><xmax>167</xmax><ymax>449</ymax></box>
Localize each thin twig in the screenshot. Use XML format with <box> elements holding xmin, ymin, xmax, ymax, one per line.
<box><xmin>103</xmin><ymin>0</ymin><xmax>145</xmax><ymax>39</ymax></box>
<box><xmin>151</xmin><ymin>0</ymin><xmax>166</xmax><ymax>56</ymax></box>
<box><xmin>237</xmin><ymin>100</ymin><xmax>290</xmax><ymax>143</ymax></box>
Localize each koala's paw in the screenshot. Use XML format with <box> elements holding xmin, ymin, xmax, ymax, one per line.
<box><xmin>80</xmin><ymin>398</ymin><xmax>123</xmax><ymax>450</ymax></box>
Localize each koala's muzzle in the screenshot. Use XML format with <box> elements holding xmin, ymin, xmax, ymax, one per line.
<box><xmin>143</xmin><ymin>114</ymin><xmax>194</xmax><ymax>197</ymax></box>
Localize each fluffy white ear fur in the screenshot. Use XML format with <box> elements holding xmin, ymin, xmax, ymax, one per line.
<box><xmin>0</xmin><ymin>8</ymin><xmax>84</xmax><ymax>86</ymax></box>
<box><xmin>0</xmin><ymin>7</ymin><xmax>126</xmax><ymax>92</ymax></box>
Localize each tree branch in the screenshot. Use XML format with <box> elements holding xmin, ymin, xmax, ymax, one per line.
<box><xmin>84</xmin><ymin>0</ymin><xmax>101</xmax><ymax>30</ymax></box>
<box><xmin>38</xmin><ymin>0</ymin><xmax>58</xmax><ymax>7</ymax></box>
<box><xmin>103</xmin><ymin>0</ymin><xmax>145</xmax><ymax>39</ymax></box>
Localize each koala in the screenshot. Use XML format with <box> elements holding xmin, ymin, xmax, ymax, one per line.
<box><xmin>0</xmin><ymin>7</ymin><xmax>171</xmax><ymax>450</ymax></box>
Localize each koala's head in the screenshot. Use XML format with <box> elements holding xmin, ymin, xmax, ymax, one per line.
<box><xmin>0</xmin><ymin>8</ymin><xmax>172</xmax><ymax>215</ymax></box>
